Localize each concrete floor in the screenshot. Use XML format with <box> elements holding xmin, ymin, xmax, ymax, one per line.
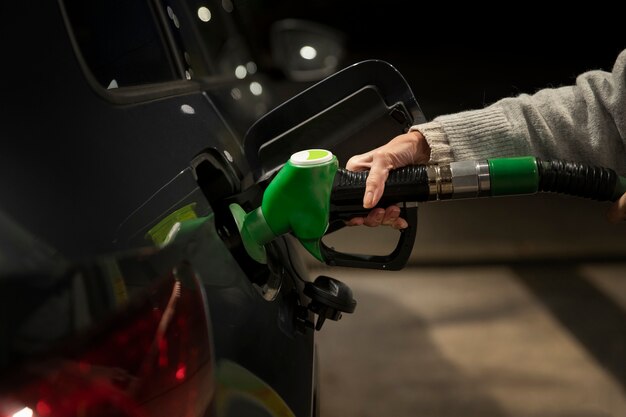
<box><xmin>302</xmin><ymin>193</ymin><xmax>626</xmax><ymax>416</ymax></box>
<box><xmin>312</xmin><ymin>263</ymin><xmax>626</xmax><ymax>417</ymax></box>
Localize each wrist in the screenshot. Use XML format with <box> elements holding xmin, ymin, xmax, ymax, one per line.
<box><xmin>407</xmin><ymin>129</ymin><xmax>431</xmax><ymax>163</ymax></box>
<box><xmin>410</xmin><ymin>122</ymin><xmax>453</xmax><ymax>163</ymax></box>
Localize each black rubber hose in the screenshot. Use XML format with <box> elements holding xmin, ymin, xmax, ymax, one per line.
<box><xmin>331</xmin><ymin>159</ymin><xmax>620</xmax><ymax>208</ymax></box>
<box><xmin>536</xmin><ymin>159</ymin><xmax>618</xmax><ymax>201</ymax></box>
<box><xmin>331</xmin><ymin>165</ymin><xmax>430</xmax><ymax>207</ymax></box>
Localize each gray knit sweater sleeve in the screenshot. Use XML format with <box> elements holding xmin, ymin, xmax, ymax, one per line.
<box><xmin>412</xmin><ymin>49</ymin><xmax>626</xmax><ymax>174</ymax></box>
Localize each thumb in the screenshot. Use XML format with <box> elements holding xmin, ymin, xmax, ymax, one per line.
<box><xmin>346</xmin><ymin>153</ymin><xmax>372</xmax><ymax>172</ymax></box>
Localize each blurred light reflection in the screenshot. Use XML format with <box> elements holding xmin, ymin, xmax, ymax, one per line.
<box><xmin>300</xmin><ymin>46</ymin><xmax>317</xmax><ymax>60</ymax></box>
<box><xmin>249</xmin><ymin>82</ymin><xmax>263</xmax><ymax>96</ymax></box>
<box><xmin>12</xmin><ymin>407</ymin><xmax>33</xmax><ymax>417</ymax></box>
<box><xmin>197</xmin><ymin>7</ymin><xmax>211</xmax><ymax>22</ymax></box>
<box><xmin>235</xmin><ymin>65</ymin><xmax>247</xmax><ymax>79</ymax></box>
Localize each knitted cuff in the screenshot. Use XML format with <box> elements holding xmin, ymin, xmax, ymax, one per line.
<box><xmin>432</xmin><ymin>107</ymin><xmax>520</xmax><ymax>160</ymax></box>
<box><xmin>409</xmin><ymin>121</ymin><xmax>453</xmax><ymax>164</ymax></box>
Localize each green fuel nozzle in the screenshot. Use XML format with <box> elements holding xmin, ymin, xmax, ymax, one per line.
<box><xmin>229</xmin><ymin>149</ymin><xmax>338</xmax><ymax>264</ymax></box>
<box><xmin>230</xmin><ymin>150</ymin><xmax>626</xmax><ymax>268</ymax></box>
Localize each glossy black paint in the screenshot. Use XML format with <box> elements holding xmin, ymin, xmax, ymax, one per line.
<box><xmin>2</xmin><ymin>2</ymin><xmax>242</xmax><ymax>259</ymax></box>
<box><xmin>0</xmin><ymin>1</ymin><xmax>316</xmax><ymax>416</ymax></box>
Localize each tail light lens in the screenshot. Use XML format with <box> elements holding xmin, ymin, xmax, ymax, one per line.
<box><xmin>0</xmin><ymin>258</ymin><xmax>215</xmax><ymax>417</ymax></box>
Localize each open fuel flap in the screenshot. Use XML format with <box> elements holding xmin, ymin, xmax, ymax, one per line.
<box><xmin>241</xmin><ymin>60</ymin><xmax>426</xmax><ymax>270</ymax></box>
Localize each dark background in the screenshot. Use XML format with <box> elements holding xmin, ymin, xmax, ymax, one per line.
<box><xmin>237</xmin><ymin>1</ymin><xmax>625</xmax><ymax>119</ymax></box>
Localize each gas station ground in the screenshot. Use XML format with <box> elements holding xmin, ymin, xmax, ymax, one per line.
<box><xmin>314</xmin><ymin>263</ymin><xmax>626</xmax><ymax>417</ymax></box>
<box><xmin>309</xmin><ymin>196</ymin><xmax>626</xmax><ymax>417</ymax></box>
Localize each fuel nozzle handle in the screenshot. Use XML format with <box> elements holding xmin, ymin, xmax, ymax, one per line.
<box><xmin>329</xmin><ymin>165</ymin><xmax>430</xmax><ymax>221</ymax></box>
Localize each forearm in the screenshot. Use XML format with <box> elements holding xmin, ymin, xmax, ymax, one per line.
<box><xmin>412</xmin><ymin>50</ymin><xmax>626</xmax><ymax>174</ymax></box>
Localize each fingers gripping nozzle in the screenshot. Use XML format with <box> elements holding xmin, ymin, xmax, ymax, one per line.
<box><xmin>229</xmin><ymin>150</ymin><xmax>338</xmax><ymax>263</ymax></box>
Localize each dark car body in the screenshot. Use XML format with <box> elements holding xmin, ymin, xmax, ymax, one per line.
<box><xmin>0</xmin><ymin>1</ymin><xmax>422</xmax><ymax>416</ymax></box>
<box><xmin>0</xmin><ymin>1</ymin><xmax>318</xmax><ymax>416</ymax></box>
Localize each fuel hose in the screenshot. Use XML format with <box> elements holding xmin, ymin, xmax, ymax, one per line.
<box><xmin>331</xmin><ymin>156</ymin><xmax>626</xmax><ymax>208</ymax></box>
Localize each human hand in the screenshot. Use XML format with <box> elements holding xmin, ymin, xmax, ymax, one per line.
<box><xmin>344</xmin><ymin>130</ymin><xmax>431</xmax><ymax>229</ymax></box>
<box><xmin>607</xmin><ymin>192</ymin><xmax>626</xmax><ymax>223</ymax></box>
<box><xmin>345</xmin><ymin>205</ymin><xmax>408</xmax><ymax>229</ymax></box>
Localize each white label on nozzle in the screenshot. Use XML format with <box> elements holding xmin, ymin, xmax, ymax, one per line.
<box><xmin>290</xmin><ymin>149</ymin><xmax>333</xmax><ymax>166</ymax></box>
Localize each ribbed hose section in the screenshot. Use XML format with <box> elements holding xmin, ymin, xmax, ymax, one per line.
<box><xmin>536</xmin><ymin>159</ymin><xmax>618</xmax><ymax>201</ymax></box>
<box><xmin>331</xmin><ymin>166</ymin><xmax>430</xmax><ymax>207</ymax></box>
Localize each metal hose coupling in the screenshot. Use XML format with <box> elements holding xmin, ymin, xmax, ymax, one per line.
<box><xmin>427</xmin><ymin>160</ymin><xmax>491</xmax><ymax>200</ymax></box>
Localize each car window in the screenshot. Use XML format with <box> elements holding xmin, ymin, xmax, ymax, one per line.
<box><xmin>63</xmin><ymin>0</ymin><xmax>179</xmax><ymax>89</ymax></box>
<box><xmin>162</xmin><ymin>0</ymin><xmax>228</xmax><ymax>78</ymax></box>
<box><xmin>63</xmin><ymin>0</ymin><xmax>257</xmax><ymax>90</ymax></box>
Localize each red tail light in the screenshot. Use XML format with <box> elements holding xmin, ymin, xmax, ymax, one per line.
<box><xmin>0</xmin><ymin>261</ymin><xmax>215</xmax><ymax>417</ymax></box>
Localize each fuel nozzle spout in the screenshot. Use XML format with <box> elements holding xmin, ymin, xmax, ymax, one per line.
<box><xmin>229</xmin><ymin>150</ymin><xmax>338</xmax><ymax>264</ymax></box>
